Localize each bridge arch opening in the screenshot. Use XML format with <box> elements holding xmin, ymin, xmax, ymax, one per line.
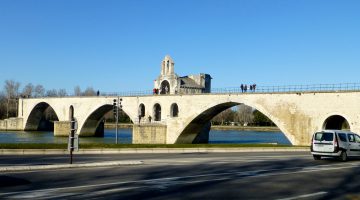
<box><xmin>176</xmin><ymin>103</ymin><xmax>289</xmax><ymax>144</ymax></box>
<box><xmin>80</xmin><ymin>104</ymin><xmax>132</xmax><ymax>137</ymax></box>
<box><xmin>170</xmin><ymin>103</ymin><xmax>179</xmax><ymax>117</ymax></box>
<box><xmin>160</xmin><ymin>80</ymin><xmax>170</xmax><ymax>94</ymax></box>
<box><xmin>323</xmin><ymin>115</ymin><xmax>350</xmax><ymax>130</ymax></box>
<box><xmin>138</xmin><ymin>104</ymin><xmax>145</xmax><ymax>118</ymax></box>
<box><xmin>25</xmin><ymin>102</ymin><xmax>59</xmax><ymax>131</ymax></box>
<box><xmin>153</xmin><ymin>103</ymin><xmax>161</xmax><ymax>121</ymax></box>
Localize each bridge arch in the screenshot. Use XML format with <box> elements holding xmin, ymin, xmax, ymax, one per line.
<box><xmin>175</xmin><ymin>100</ymin><xmax>294</xmax><ymax>144</ymax></box>
<box><xmin>322</xmin><ymin>114</ymin><xmax>351</xmax><ymax>130</ymax></box>
<box><xmin>79</xmin><ymin>104</ymin><xmax>133</xmax><ymax>136</ymax></box>
<box><xmin>24</xmin><ymin>102</ymin><xmax>59</xmax><ymax>131</ymax></box>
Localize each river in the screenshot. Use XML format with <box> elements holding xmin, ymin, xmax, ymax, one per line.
<box><xmin>0</xmin><ymin>129</ymin><xmax>291</xmax><ymax>145</ymax></box>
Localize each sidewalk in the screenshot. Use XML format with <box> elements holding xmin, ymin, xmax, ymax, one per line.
<box><xmin>0</xmin><ymin>147</ymin><xmax>309</xmax><ymax>155</ymax></box>
<box><xmin>0</xmin><ymin>160</ymin><xmax>144</xmax><ymax>172</ymax></box>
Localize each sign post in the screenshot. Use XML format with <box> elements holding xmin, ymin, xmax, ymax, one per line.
<box><xmin>68</xmin><ymin>106</ymin><xmax>78</xmax><ymax>164</ymax></box>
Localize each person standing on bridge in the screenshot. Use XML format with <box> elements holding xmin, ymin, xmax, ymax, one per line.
<box><xmin>240</xmin><ymin>84</ymin><xmax>244</xmax><ymax>93</ymax></box>
<box><xmin>244</xmin><ymin>84</ymin><xmax>247</xmax><ymax>92</ymax></box>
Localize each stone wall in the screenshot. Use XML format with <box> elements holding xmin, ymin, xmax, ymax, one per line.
<box><xmin>133</xmin><ymin>124</ymin><xmax>167</xmax><ymax>144</ymax></box>
<box><xmin>0</xmin><ymin>118</ymin><xmax>23</xmax><ymax>131</ymax></box>
<box><xmin>54</xmin><ymin>121</ymin><xmax>71</xmax><ymax>136</ymax></box>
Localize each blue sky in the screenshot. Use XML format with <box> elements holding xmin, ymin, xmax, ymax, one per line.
<box><xmin>1</xmin><ymin>0</ymin><xmax>359</xmax><ymax>94</ymax></box>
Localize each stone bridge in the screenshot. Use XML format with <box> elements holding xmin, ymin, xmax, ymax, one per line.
<box><xmin>3</xmin><ymin>90</ymin><xmax>358</xmax><ymax>146</ymax></box>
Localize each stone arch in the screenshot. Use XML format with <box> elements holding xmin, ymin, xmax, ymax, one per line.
<box><xmin>153</xmin><ymin>103</ymin><xmax>161</xmax><ymax>121</ymax></box>
<box><xmin>138</xmin><ymin>103</ymin><xmax>145</xmax><ymax>118</ymax></box>
<box><xmin>175</xmin><ymin>100</ymin><xmax>293</xmax><ymax>144</ymax></box>
<box><xmin>160</xmin><ymin>80</ymin><xmax>170</xmax><ymax>94</ymax></box>
<box><xmin>24</xmin><ymin>102</ymin><xmax>59</xmax><ymax>131</ymax></box>
<box><xmin>170</xmin><ymin>103</ymin><xmax>179</xmax><ymax>117</ymax></box>
<box><xmin>79</xmin><ymin>104</ymin><xmax>132</xmax><ymax>136</ymax></box>
<box><xmin>322</xmin><ymin>115</ymin><xmax>350</xmax><ymax>130</ymax></box>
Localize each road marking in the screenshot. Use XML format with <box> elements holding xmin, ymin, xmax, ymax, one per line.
<box><xmin>276</xmin><ymin>191</ymin><xmax>328</xmax><ymax>200</ymax></box>
<box><xmin>1</xmin><ymin>162</ymin><xmax>359</xmax><ymax>198</ymax></box>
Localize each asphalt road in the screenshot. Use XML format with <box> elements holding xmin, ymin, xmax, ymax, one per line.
<box><xmin>1</xmin><ymin>152</ymin><xmax>360</xmax><ymax>200</ymax></box>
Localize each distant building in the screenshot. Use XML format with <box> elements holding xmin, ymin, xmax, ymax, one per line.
<box><xmin>153</xmin><ymin>55</ymin><xmax>212</xmax><ymax>94</ymax></box>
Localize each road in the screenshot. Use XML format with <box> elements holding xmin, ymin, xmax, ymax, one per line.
<box><xmin>1</xmin><ymin>152</ymin><xmax>360</xmax><ymax>200</ymax></box>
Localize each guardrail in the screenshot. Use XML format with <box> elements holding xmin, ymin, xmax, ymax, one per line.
<box><xmin>211</xmin><ymin>83</ymin><xmax>360</xmax><ymax>94</ymax></box>
<box><xmin>20</xmin><ymin>83</ymin><xmax>360</xmax><ymax>98</ymax></box>
<box><xmin>100</xmin><ymin>83</ymin><xmax>360</xmax><ymax>96</ymax></box>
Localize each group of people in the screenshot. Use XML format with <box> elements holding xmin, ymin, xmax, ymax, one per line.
<box><xmin>240</xmin><ymin>84</ymin><xmax>256</xmax><ymax>93</ymax></box>
<box><xmin>152</xmin><ymin>86</ymin><xmax>170</xmax><ymax>95</ymax></box>
<box><xmin>152</xmin><ymin>88</ymin><xmax>160</xmax><ymax>94</ymax></box>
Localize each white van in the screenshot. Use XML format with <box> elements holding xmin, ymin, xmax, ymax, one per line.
<box><xmin>311</xmin><ymin>130</ymin><xmax>360</xmax><ymax>161</ymax></box>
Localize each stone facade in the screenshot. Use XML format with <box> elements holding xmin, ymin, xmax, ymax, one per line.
<box><xmin>133</xmin><ymin>124</ymin><xmax>167</xmax><ymax>144</ymax></box>
<box><xmin>153</xmin><ymin>55</ymin><xmax>212</xmax><ymax>95</ymax></box>
<box><xmin>0</xmin><ymin>118</ymin><xmax>23</xmax><ymax>131</ymax></box>
<box><xmin>54</xmin><ymin>121</ymin><xmax>71</xmax><ymax>136</ymax></box>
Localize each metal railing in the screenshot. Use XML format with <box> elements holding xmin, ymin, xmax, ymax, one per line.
<box><xmin>211</xmin><ymin>83</ymin><xmax>360</xmax><ymax>94</ymax></box>
<box><xmin>22</xmin><ymin>83</ymin><xmax>360</xmax><ymax>98</ymax></box>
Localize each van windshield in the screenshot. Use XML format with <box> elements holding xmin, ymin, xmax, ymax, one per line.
<box><xmin>314</xmin><ymin>132</ymin><xmax>334</xmax><ymax>141</ymax></box>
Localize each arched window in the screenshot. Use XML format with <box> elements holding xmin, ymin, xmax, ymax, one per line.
<box><xmin>160</xmin><ymin>80</ymin><xmax>170</xmax><ymax>94</ymax></box>
<box><xmin>153</xmin><ymin>103</ymin><xmax>161</xmax><ymax>121</ymax></box>
<box><xmin>170</xmin><ymin>103</ymin><xmax>179</xmax><ymax>117</ymax></box>
<box><xmin>138</xmin><ymin>104</ymin><xmax>145</xmax><ymax>118</ymax></box>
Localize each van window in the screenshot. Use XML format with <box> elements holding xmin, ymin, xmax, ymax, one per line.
<box><xmin>315</xmin><ymin>132</ymin><xmax>333</xmax><ymax>141</ymax></box>
<box><xmin>355</xmin><ymin>135</ymin><xmax>360</xmax><ymax>143</ymax></box>
<box><xmin>348</xmin><ymin>134</ymin><xmax>355</xmax><ymax>142</ymax></box>
<box><xmin>338</xmin><ymin>133</ymin><xmax>347</xmax><ymax>142</ymax></box>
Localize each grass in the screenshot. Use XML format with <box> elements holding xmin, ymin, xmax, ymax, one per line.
<box><xmin>0</xmin><ymin>143</ymin><xmax>304</xmax><ymax>149</ymax></box>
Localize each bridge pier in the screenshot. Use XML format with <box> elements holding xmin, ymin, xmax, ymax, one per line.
<box><xmin>133</xmin><ymin>124</ymin><xmax>167</xmax><ymax>144</ymax></box>
<box><xmin>54</xmin><ymin>121</ymin><xmax>71</xmax><ymax>136</ymax></box>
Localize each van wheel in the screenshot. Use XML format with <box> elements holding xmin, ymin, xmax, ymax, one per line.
<box><xmin>339</xmin><ymin>151</ymin><xmax>347</xmax><ymax>162</ymax></box>
<box><xmin>313</xmin><ymin>155</ymin><xmax>321</xmax><ymax>160</ymax></box>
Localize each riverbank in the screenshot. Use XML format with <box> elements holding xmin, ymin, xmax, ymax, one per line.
<box><xmin>104</xmin><ymin>123</ymin><xmax>280</xmax><ymax>132</ymax></box>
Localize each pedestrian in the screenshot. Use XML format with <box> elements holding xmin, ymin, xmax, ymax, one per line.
<box><xmin>253</xmin><ymin>84</ymin><xmax>256</xmax><ymax>92</ymax></box>
<box><xmin>240</xmin><ymin>84</ymin><xmax>244</xmax><ymax>93</ymax></box>
<box><xmin>97</xmin><ymin>90</ymin><xmax>100</xmax><ymax>96</ymax></box>
<box><xmin>250</xmin><ymin>85</ymin><xmax>253</xmax><ymax>91</ymax></box>
<box><xmin>244</xmin><ymin>84</ymin><xmax>247</xmax><ymax>92</ymax></box>
<box><xmin>153</xmin><ymin>88</ymin><xmax>156</xmax><ymax>95</ymax></box>
<box><xmin>148</xmin><ymin>115</ymin><xmax>152</xmax><ymax>122</ymax></box>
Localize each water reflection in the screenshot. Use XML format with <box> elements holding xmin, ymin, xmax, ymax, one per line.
<box><xmin>0</xmin><ymin>129</ymin><xmax>291</xmax><ymax>145</ymax></box>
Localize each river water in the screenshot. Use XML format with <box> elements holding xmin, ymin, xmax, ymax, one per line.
<box><xmin>0</xmin><ymin>129</ymin><xmax>291</xmax><ymax>145</ymax></box>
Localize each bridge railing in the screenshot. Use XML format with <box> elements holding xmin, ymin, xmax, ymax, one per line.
<box><xmin>47</xmin><ymin>83</ymin><xmax>360</xmax><ymax>98</ymax></box>
<box><xmin>211</xmin><ymin>83</ymin><xmax>360</xmax><ymax>94</ymax></box>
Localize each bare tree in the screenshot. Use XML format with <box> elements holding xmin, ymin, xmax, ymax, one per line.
<box><xmin>74</xmin><ymin>86</ymin><xmax>81</xmax><ymax>96</ymax></box>
<box><xmin>83</xmin><ymin>87</ymin><xmax>96</xmax><ymax>96</ymax></box>
<box><xmin>0</xmin><ymin>91</ymin><xmax>7</xmax><ymax>119</ymax></box>
<box><xmin>4</xmin><ymin>80</ymin><xmax>20</xmax><ymax>118</ymax></box>
<box><xmin>58</xmin><ymin>89</ymin><xmax>67</xmax><ymax>97</ymax></box>
<box><xmin>34</xmin><ymin>84</ymin><xmax>45</xmax><ymax>97</ymax></box>
<box><xmin>237</xmin><ymin>105</ymin><xmax>253</xmax><ymax>126</ymax></box>
<box><xmin>22</xmin><ymin>83</ymin><xmax>34</xmax><ymax>98</ymax></box>
<box><xmin>46</xmin><ymin>89</ymin><xmax>58</xmax><ymax>97</ymax></box>
<box><xmin>212</xmin><ymin>108</ymin><xmax>235</xmax><ymax>125</ymax></box>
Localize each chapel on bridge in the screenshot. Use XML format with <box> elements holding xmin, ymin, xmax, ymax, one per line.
<box><xmin>153</xmin><ymin>55</ymin><xmax>212</xmax><ymax>94</ymax></box>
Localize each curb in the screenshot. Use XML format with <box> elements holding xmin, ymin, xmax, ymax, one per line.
<box><xmin>0</xmin><ymin>160</ymin><xmax>144</xmax><ymax>172</ymax></box>
<box><xmin>0</xmin><ymin>147</ymin><xmax>309</xmax><ymax>155</ymax></box>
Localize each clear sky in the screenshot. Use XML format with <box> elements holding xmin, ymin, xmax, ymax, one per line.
<box><xmin>1</xmin><ymin>0</ymin><xmax>359</xmax><ymax>94</ymax></box>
